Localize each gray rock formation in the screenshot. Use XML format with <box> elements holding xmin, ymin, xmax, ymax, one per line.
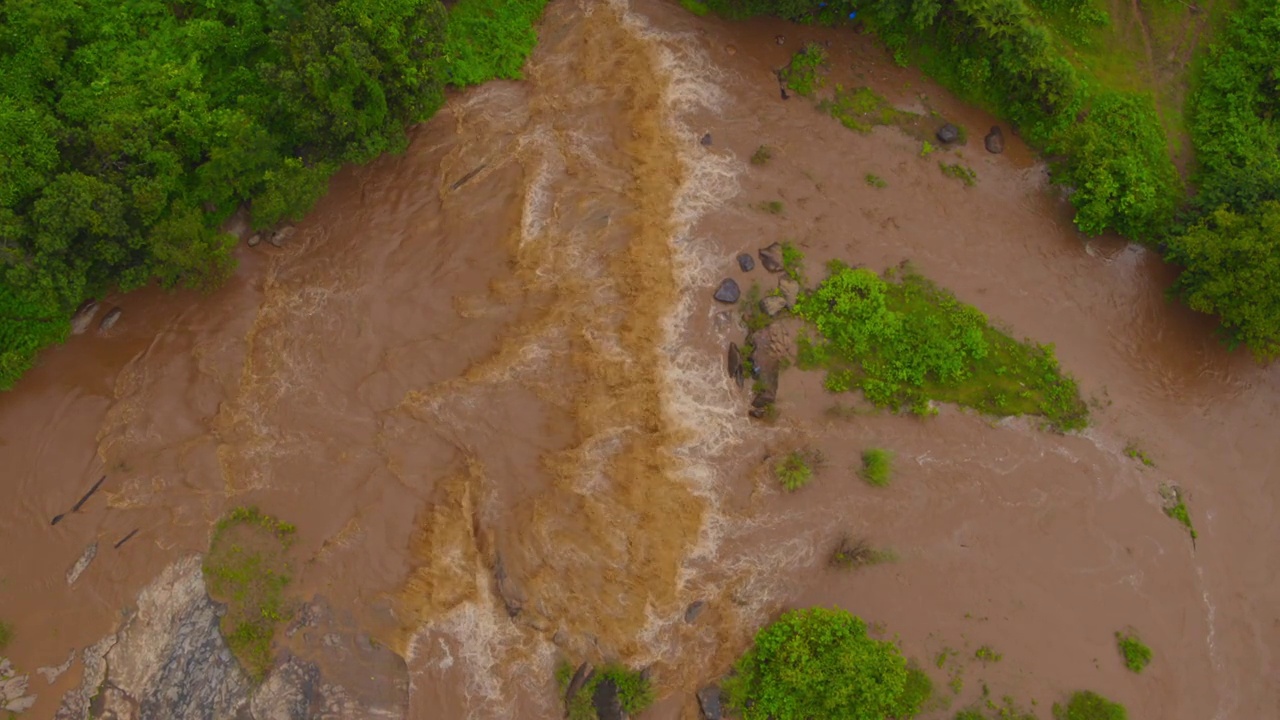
<box><xmin>936</xmin><ymin>124</ymin><xmax>959</xmax><ymax>144</ymax></box>
<box><xmin>700</xmin><ymin>133</ymin><xmax>713</xmax><ymax>146</ymax></box>
<box><xmin>985</xmin><ymin>126</ymin><xmax>1005</xmax><ymax>154</ymax></box>
<box><xmin>759</xmin><ymin>295</ymin><xmax>787</xmax><ymax>317</ymax></box>
<box><xmin>37</xmin><ymin>650</ymin><xmax>76</xmax><ymax>684</ymax></box>
<box><xmin>592</xmin><ymin>677</ymin><xmax>624</xmax><ymax>720</ymax></box>
<box><xmin>727</xmin><ymin>344</ymin><xmax>743</xmax><ymax>388</ymax></box>
<box><xmin>758</xmin><ymin>242</ymin><xmax>784</xmax><ymax>273</ymax></box>
<box><xmin>98</xmin><ymin>308</ymin><xmax>123</xmax><ymax>332</ymax></box>
<box><xmin>713</xmin><ymin>279</ymin><xmax>740</xmax><ymax>304</ymax></box>
<box><xmin>0</xmin><ymin>660</ymin><xmax>35</xmax><ymax>714</ymax></box>
<box><xmin>778</xmin><ymin>277</ymin><xmax>800</xmax><ymax>310</ymax></box>
<box><xmin>66</xmin><ymin>542</ymin><xmax>98</xmax><ymax>586</ymax></box>
<box><xmin>70</xmin><ymin>300</ymin><xmax>100</xmax><ymax>335</ymax></box>
<box><xmin>697</xmin><ymin>685</ymin><xmax>723</xmax><ymax>720</ymax></box>
<box><xmin>56</xmin><ymin>556</ymin><xmax>410</xmax><ymax>720</ymax></box>
<box><xmin>736</xmin><ymin>253</ymin><xmax>754</xmax><ymax>272</ymax></box>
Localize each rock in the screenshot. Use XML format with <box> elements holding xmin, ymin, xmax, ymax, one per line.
<box><xmin>778</xmin><ymin>277</ymin><xmax>800</xmax><ymax>309</ymax></box>
<box><xmin>37</xmin><ymin>650</ymin><xmax>76</xmax><ymax>684</ymax></box>
<box><xmin>592</xmin><ymin>677</ymin><xmax>624</xmax><ymax>720</ymax></box>
<box><xmin>713</xmin><ymin>279</ymin><xmax>741</xmax><ymax>304</ymax></box>
<box><xmin>700</xmin><ymin>133</ymin><xmax>713</xmax><ymax>147</ymax></box>
<box><xmin>248</xmin><ymin>656</ymin><xmax>322</xmax><ymax>720</ymax></box>
<box><xmin>269</xmin><ymin>226</ymin><xmax>296</xmax><ymax>248</ymax></box>
<box><xmin>552</xmin><ymin>631</ymin><xmax>569</xmax><ymax>647</ymax></box>
<box><xmin>70</xmin><ymin>300</ymin><xmax>100</xmax><ymax>335</ymax></box>
<box><xmin>697</xmin><ymin>686</ymin><xmax>723</xmax><ymax>720</ymax></box>
<box><xmin>4</xmin><ymin>695</ymin><xmax>36</xmax><ymax>713</ymax></box>
<box><xmin>565</xmin><ymin>662</ymin><xmax>593</xmax><ymax>707</ymax></box>
<box><xmin>775</xmin><ymin>35</ymin><xmax>785</xmax><ymax>45</ymax></box>
<box><xmin>780</xmin><ymin>87</ymin><xmax>790</xmax><ymax>101</ymax></box>
<box><xmin>758</xmin><ymin>242</ymin><xmax>784</xmax><ymax>273</ymax></box>
<box><xmin>98</xmin><ymin>307</ymin><xmax>123</xmax><ymax>333</ymax></box>
<box><xmin>984</xmin><ymin>126</ymin><xmax>1005</xmax><ymax>154</ymax></box>
<box><xmin>751</xmin><ymin>389</ymin><xmax>777</xmax><ymax>408</ymax></box>
<box><xmin>66</xmin><ymin>542</ymin><xmax>98</xmax><ymax>585</ymax></box>
<box><xmin>0</xmin><ymin>674</ymin><xmax>28</xmax><ymax>701</ymax></box>
<box><xmin>759</xmin><ymin>295</ymin><xmax>787</xmax><ymax>317</ymax></box>
<box><xmin>936</xmin><ymin>123</ymin><xmax>960</xmax><ymax>144</ymax></box>
<box><xmin>727</xmin><ymin>344</ymin><xmax>744</xmax><ymax>388</ymax></box>
<box><xmin>493</xmin><ymin>553</ymin><xmax>525</xmax><ymax>618</ymax></box>
<box><xmin>684</xmin><ymin>600</ymin><xmax>707</xmax><ymax>623</ymax></box>
<box><xmin>736</xmin><ymin>253</ymin><xmax>755</xmax><ymax>272</ymax></box>
<box><xmin>247</xmin><ymin>233</ymin><xmax>262</xmax><ymax>247</ymax></box>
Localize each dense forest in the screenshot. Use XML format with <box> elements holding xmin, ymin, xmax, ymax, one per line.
<box><xmin>0</xmin><ymin>0</ymin><xmax>547</xmax><ymax>388</ymax></box>
<box><xmin>2</xmin><ymin>0</ymin><xmax>1278</xmax><ymax>388</ymax></box>
<box><xmin>697</xmin><ymin>0</ymin><xmax>1280</xmax><ymax>359</ymax></box>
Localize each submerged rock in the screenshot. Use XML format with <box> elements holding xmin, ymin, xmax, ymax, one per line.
<box><xmin>936</xmin><ymin>123</ymin><xmax>960</xmax><ymax>144</ymax></box>
<box><xmin>269</xmin><ymin>226</ymin><xmax>296</xmax><ymax>248</ymax></box>
<box><xmin>758</xmin><ymin>242</ymin><xmax>784</xmax><ymax>273</ymax></box>
<box><xmin>247</xmin><ymin>233</ymin><xmax>262</xmax><ymax>247</ymax></box>
<box><xmin>985</xmin><ymin>126</ymin><xmax>1005</xmax><ymax>154</ymax></box>
<box><xmin>684</xmin><ymin>600</ymin><xmax>707</xmax><ymax>624</ymax></box>
<box><xmin>98</xmin><ymin>307</ymin><xmax>123</xmax><ymax>332</ymax></box>
<box><xmin>697</xmin><ymin>686</ymin><xmax>723</xmax><ymax>720</ymax></box>
<box><xmin>736</xmin><ymin>253</ymin><xmax>755</xmax><ymax>272</ymax></box>
<box><xmin>759</xmin><ymin>295</ymin><xmax>787</xmax><ymax>317</ymax></box>
<box><xmin>493</xmin><ymin>553</ymin><xmax>526</xmax><ymax>618</ymax></box>
<box><xmin>592</xmin><ymin>678</ymin><xmax>624</xmax><ymax>720</ymax></box>
<box><xmin>713</xmin><ymin>279</ymin><xmax>741</xmax><ymax>304</ymax></box>
<box><xmin>778</xmin><ymin>276</ymin><xmax>800</xmax><ymax>309</ymax></box>
<box><xmin>65</xmin><ymin>542</ymin><xmax>98</xmax><ymax>586</ymax></box>
<box><xmin>700</xmin><ymin>133</ymin><xmax>713</xmax><ymax>146</ymax></box>
<box><xmin>727</xmin><ymin>344</ymin><xmax>744</xmax><ymax>388</ymax></box>
<box><xmin>70</xmin><ymin>300</ymin><xmax>100</xmax><ymax>335</ymax></box>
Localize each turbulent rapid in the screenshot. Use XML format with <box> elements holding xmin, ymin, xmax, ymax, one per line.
<box><xmin>0</xmin><ymin>1</ymin><xmax>1276</xmax><ymax>719</ymax></box>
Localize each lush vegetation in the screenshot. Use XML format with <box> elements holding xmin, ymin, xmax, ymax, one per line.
<box><xmin>1115</xmin><ymin>630</ymin><xmax>1152</xmax><ymax>673</ymax></box>
<box><xmin>723</xmin><ymin>607</ymin><xmax>929</xmax><ymax>720</ymax></box>
<box><xmin>775</xmin><ymin>449</ymin><xmax>823</xmax><ymax>491</ymax></box>
<box><xmin>0</xmin><ymin>0</ymin><xmax>547</xmax><ymax>390</ymax></box>
<box><xmin>780</xmin><ymin>42</ymin><xmax>827</xmax><ymax>97</ymax></box>
<box><xmin>555</xmin><ymin>662</ymin><xmax>654</xmax><ymax>720</ymax></box>
<box><xmin>1164</xmin><ymin>498</ymin><xmax>1197</xmax><ymax>540</ymax></box>
<box><xmin>1052</xmin><ymin>690</ymin><xmax>1128</xmax><ymax>720</ymax></box>
<box><xmin>795</xmin><ymin>262</ymin><xmax>1088</xmax><ymax>430</ymax></box>
<box><xmin>202</xmin><ymin>506</ymin><xmax>297</xmax><ymax>681</ymax></box>
<box><xmin>859</xmin><ymin>447</ymin><xmax>894</xmax><ymax>487</ymax></box>
<box><xmin>831</xmin><ymin>536</ymin><xmax>897</xmax><ymax>569</ymax></box>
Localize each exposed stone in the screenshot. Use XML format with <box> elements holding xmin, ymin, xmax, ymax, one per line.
<box><xmin>249</xmin><ymin>656</ymin><xmax>322</xmax><ymax>720</ymax></box>
<box><xmin>552</xmin><ymin>631</ymin><xmax>569</xmax><ymax>647</ymax></box>
<box><xmin>38</xmin><ymin>649</ymin><xmax>76</xmax><ymax>684</ymax></box>
<box><xmin>758</xmin><ymin>242</ymin><xmax>784</xmax><ymax>273</ymax></box>
<box><xmin>780</xmin><ymin>86</ymin><xmax>790</xmax><ymax>101</ymax></box>
<box><xmin>684</xmin><ymin>600</ymin><xmax>707</xmax><ymax>624</ymax></box>
<box><xmin>736</xmin><ymin>253</ymin><xmax>755</xmax><ymax>272</ymax></box>
<box><xmin>70</xmin><ymin>300</ymin><xmax>100</xmax><ymax>335</ymax></box>
<box><xmin>713</xmin><ymin>278</ymin><xmax>741</xmax><ymax>304</ymax></box>
<box><xmin>727</xmin><ymin>344</ymin><xmax>744</xmax><ymax>388</ymax></box>
<box><xmin>592</xmin><ymin>677</ymin><xmax>624</xmax><ymax>720</ymax></box>
<box><xmin>494</xmin><ymin>553</ymin><xmax>526</xmax><ymax>617</ymax></box>
<box><xmin>269</xmin><ymin>226</ymin><xmax>296</xmax><ymax>248</ymax></box>
<box><xmin>759</xmin><ymin>295</ymin><xmax>787</xmax><ymax>317</ymax></box>
<box><xmin>98</xmin><ymin>307</ymin><xmax>123</xmax><ymax>332</ymax></box>
<box><xmin>4</xmin><ymin>695</ymin><xmax>36</xmax><ymax>713</ymax></box>
<box><xmin>247</xmin><ymin>233</ymin><xmax>262</xmax><ymax>247</ymax></box>
<box><xmin>778</xmin><ymin>277</ymin><xmax>800</xmax><ymax>309</ymax></box>
<box><xmin>565</xmin><ymin>662</ymin><xmax>593</xmax><ymax>708</ymax></box>
<box><xmin>697</xmin><ymin>685</ymin><xmax>723</xmax><ymax>720</ymax></box>
<box><xmin>66</xmin><ymin>542</ymin><xmax>98</xmax><ymax>586</ymax></box>
<box><xmin>0</xmin><ymin>674</ymin><xmax>29</xmax><ymax>702</ymax></box>
<box><xmin>984</xmin><ymin>125</ymin><xmax>1005</xmax><ymax>154</ymax></box>
<box><xmin>936</xmin><ymin>123</ymin><xmax>960</xmax><ymax>144</ymax></box>
<box><xmin>700</xmin><ymin>133</ymin><xmax>713</xmax><ymax>147</ymax></box>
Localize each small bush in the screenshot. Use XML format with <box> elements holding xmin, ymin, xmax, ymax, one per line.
<box><xmin>1160</xmin><ymin>485</ymin><xmax>1197</xmax><ymax>540</ymax></box>
<box><xmin>780</xmin><ymin>43</ymin><xmax>828</xmax><ymax>97</ymax></box>
<box><xmin>1123</xmin><ymin>443</ymin><xmax>1154</xmax><ymax>467</ymax></box>
<box><xmin>781</xmin><ymin>241</ymin><xmax>805</xmax><ymax>280</ymax></box>
<box><xmin>1052</xmin><ymin>690</ymin><xmax>1128</xmax><ymax>720</ymax></box>
<box><xmin>939</xmin><ymin>162</ymin><xmax>977</xmax><ymax>186</ymax></box>
<box><xmin>860</xmin><ymin>448</ymin><xmax>894</xmax><ymax>487</ymax></box>
<box><xmin>751</xmin><ymin>145</ymin><xmax>773</xmax><ymax>165</ymax></box>
<box><xmin>1115</xmin><ymin>630</ymin><xmax>1152</xmax><ymax>673</ymax></box>
<box><xmin>0</xmin><ymin>620</ymin><xmax>12</xmax><ymax>650</ymax></box>
<box><xmin>560</xmin><ymin>662</ymin><xmax>654</xmax><ymax>720</ymax></box>
<box><xmin>974</xmin><ymin>645</ymin><xmax>1003</xmax><ymax>662</ymax></box>
<box><xmin>756</xmin><ymin>200</ymin><xmax>785</xmax><ymax>215</ymax></box>
<box><xmin>920</xmin><ymin>141</ymin><xmax>936</xmax><ymax>157</ymax></box>
<box><xmin>830</xmin><ymin>536</ymin><xmax>897</xmax><ymax>569</ymax></box>
<box><xmin>775</xmin><ymin>449</ymin><xmax>823</xmax><ymax>491</ymax></box>
<box><xmin>820</xmin><ymin>85</ymin><xmax>911</xmax><ymax>133</ymax></box>
<box><xmin>724</xmin><ymin>607</ymin><xmax>927</xmax><ymax>720</ymax></box>
<box><xmin>865</xmin><ymin>173</ymin><xmax>888</xmax><ymax>188</ymax></box>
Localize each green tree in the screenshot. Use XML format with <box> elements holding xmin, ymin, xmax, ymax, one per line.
<box><xmin>1166</xmin><ymin>202</ymin><xmax>1280</xmax><ymax>360</ymax></box>
<box><xmin>724</xmin><ymin>607</ymin><xmax>924</xmax><ymax>720</ymax></box>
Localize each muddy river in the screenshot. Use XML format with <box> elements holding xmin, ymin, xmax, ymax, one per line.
<box><xmin>1</xmin><ymin>1</ymin><xmax>1276</xmax><ymax>718</ymax></box>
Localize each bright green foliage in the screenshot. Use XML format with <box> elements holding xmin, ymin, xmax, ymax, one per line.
<box><xmin>724</xmin><ymin>607</ymin><xmax>926</xmax><ymax>720</ymax></box>
<box><xmin>860</xmin><ymin>448</ymin><xmax>893</xmax><ymax>487</ymax></box>
<box><xmin>203</xmin><ymin>507</ymin><xmax>297</xmax><ymax>682</ymax></box>
<box><xmin>1166</xmin><ymin>203</ymin><xmax>1280</xmax><ymax>360</ymax></box>
<box><xmin>781</xmin><ymin>241</ymin><xmax>804</xmax><ymax>280</ymax></box>
<box><xmin>0</xmin><ymin>284</ymin><xmax>69</xmax><ymax>390</ymax></box>
<box><xmin>442</xmin><ymin>0</ymin><xmax>549</xmax><ymax>87</ymax></box>
<box><xmin>1115</xmin><ymin>630</ymin><xmax>1152</xmax><ymax>673</ymax></box>
<box><xmin>1052</xmin><ymin>691</ymin><xmax>1128</xmax><ymax>720</ymax></box>
<box><xmin>775</xmin><ymin>449</ymin><xmax>821</xmax><ymax>491</ymax></box>
<box><xmin>1164</xmin><ymin>499</ymin><xmax>1197</xmax><ymax>540</ymax></box>
<box><xmin>781</xmin><ymin>43</ymin><xmax>828</xmax><ymax>97</ymax></box>
<box><xmin>1050</xmin><ymin>92</ymin><xmax>1180</xmax><ymax>240</ymax></box>
<box><xmin>558</xmin><ymin>662</ymin><xmax>654</xmax><ymax>720</ymax></box>
<box><xmin>795</xmin><ymin>263</ymin><xmax>1087</xmax><ymax>430</ymax></box>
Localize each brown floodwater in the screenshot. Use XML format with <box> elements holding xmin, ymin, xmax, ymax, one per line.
<box><xmin>1</xmin><ymin>1</ymin><xmax>1277</xmax><ymax>718</ymax></box>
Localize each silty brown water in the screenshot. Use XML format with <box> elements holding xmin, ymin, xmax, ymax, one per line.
<box><xmin>0</xmin><ymin>1</ymin><xmax>1276</xmax><ymax>718</ymax></box>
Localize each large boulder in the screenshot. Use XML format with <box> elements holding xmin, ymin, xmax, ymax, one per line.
<box><xmin>727</xmin><ymin>344</ymin><xmax>744</xmax><ymax>388</ymax></box>
<box><xmin>984</xmin><ymin>126</ymin><xmax>1005</xmax><ymax>154</ymax></box>
<box><xmin>713</xmin><ymin>279</ymin><xmax>741</xmax><ymax>304</ymax></box>
<box><xmin>936</xmin><ymin>123</ymin><xmax>960</xmax><ymax>144</ymax></box>
<box><xmin>759</xmin><ymin>295</ymin><xmax>787</xmax><ymax>317</ymax></box>
<box><xmin>758</xmin><ymin>243</ymin><xmax>784</xmax><ymax>273</ymax></box>
<box><xmin>70</xmin><ymin>300</ymin><xmax>99</xmax><ymax>335</ymax></box>
<box><xmin>98</xmin><ymin>308</ymin><xmax>123</xmax><ymax>333</ymax></box>
<box><xmin>736</xmin><ymin>253</ymin><xmax>755</xmax><ymax>272</ymax></box>
<box><xmin>592</xmin><ymin>678</ymin><xmax>624</xmax><ymax>720</ymax></box>
<box><xmin>697</xmin><ymin>686</ymin><xmax>723</xmax><ymax>720</ymax></box>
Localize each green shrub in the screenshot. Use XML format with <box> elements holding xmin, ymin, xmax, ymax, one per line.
<box><xmin>442</xmin><ymin>0</ymin><xmax>550</xmax><ymax>87</ymax></box>
<box><xmin>865</xmin><ymin>173</ymin><xmax>888</xmax><ymax>188</ymax></box>
<box><xmin>751</xmin><ymin>145</ymin><xmax>774</xmax><ymax>165</ymax></box>
<box><xmin>559</xmin><ymin>662</ymin><xmax>654</xmax><ymax>720</ymax></box>
<box><xmin>203</xmin><ymin>507</ymin><xmax>297</xmax><ymax>681</ymax></box>
<box><xmin>820</xmin><ymin>85</ymin><xmax>909</xmax><ymax>133</ymax></box>
<box><xmin>775</xmin><ymin>449</ymin><xmax>822</xmax><ymax>491</ymax></box>
<box><xmin>794</xmin><ymin>263</ymin><xmax>1087</xmax><ymax>430</ymax></box>
<box><xmin>1115</xmin><ymin>630</ymin><xmax>1152</xmax><ymax>673</ymax></box>
<box><xmin>939</xmin><ymin>162</ymin><xmax>977</xmax><ymax>186</ymax></box>
<box><xmin>974</xmin><ymin>645</ymin><xmax>1002</xmax><ymax>662</ymax></box>
<box><xmin>1164</xmin><ymin>499</ymin><xmax>1197</xmax><ymax>540</ymax></box>
<box><xmin>679</xmin><ymin>0</ymin><xmax>713</xmax><ymax>15</ymax></box>
<box><xmin>859</xmin><ymin>448</ymin><xmax>893</xmax><ymax>487</ymax></box>
<box><xmin>780</xmin><ymin>43</ymin><xmax>828</xmax><ymax>97</ymax></box>
<box><xmin>1052</xmin><ymin>690</ymin><xmax>1128</xmax><ymax>720</ymax></box>
<box><xmin>724</xmin><ymin>607</ymin><xmax>927</xmax><ymax>720</ymax></box>
<box><xmin>830</xmin><ymin>536</ymin><xmax>897</xmax><ymax>568</ymax></box>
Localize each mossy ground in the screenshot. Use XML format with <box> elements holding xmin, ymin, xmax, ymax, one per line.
<box><xmin>796</xmin><ymin>262</ymin><xmax>1088</xmax><ymax>431</ymax></box>
<box><xmin>203</xmin><ymin>507</ymin><xmax>297</xmax><ymax>682</ymax></box>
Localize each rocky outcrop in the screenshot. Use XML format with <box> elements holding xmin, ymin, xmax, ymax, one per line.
<box><xmin>592</xmin><ymin>678</ymin><xmax>624</xmax><ymax>720</ymax></box>
<box><xmin>65</xmin><ymin>542</ymin><xmax>97</xmax><ymax>586</ymax></box>
<box><xmin>697</xmin><ymin>685</ymin><xmax>723</xmax><ymax>720</ymax></box>
<box><xmin>984</xmin><ymin>126</ymin><xmax>1005</xmax><ymax>154</ymax></box>
<box><xmin>98</xmin><ymin>308</ymin><xmax>123</xmax><ymax>333</ymax></box>
<box><xmin>0</xmin><ymin>659</ymin><xmax>35</xmax><ymax>713</ymax></box>
<box><xmin>778</xmin><ymin>277</ymin><xmax>800</xmax><ymax>310</ymax></box>
<box><xmin>70</xmin><ymin>300</ymin><xmax>100</xmax><ymax>335</ymax></box>
<box><xmin>56</xmin><ymin>557</ymin><xmax>410</xmax><ymax>720</ymax></box>
<box><xmin>713</xmin><ymin>279</ymin><xmax>741</xmax><ymax>304</ymax></box>
<box><xmin>700</xmin><ymin>133</ymin><xmax>713</xmax><ymax>147</ymax></box>
<box><xmin>727</xmin><ymin>344</ymin><xmax>744</xmax><ymax>388</ymax></box>
<box><xmin>758</xmin><ymin>243</ymin><xmax>784</xmax><ymax>273</ymax></box>
<box><xmin>736</xmin><ymin>253</ymin><xmax>755</xmax><ymax>272</ymax></box>
<box><xmin>936</xmin><ymin>123</ymin><xmax>959</xmax><ymax>144</ymax></box>
<box><xmin>759</xmin><ymin>295</ymin><xmax>787</xmax><ymax>317</ymax></box>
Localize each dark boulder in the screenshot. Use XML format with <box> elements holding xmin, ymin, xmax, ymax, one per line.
<box><xmin>713</xmin><ymin>279</ymin><xmax>741</xmax><ymax>304</ymax></box>
<box><xmin>684</xmin><ymin>600</ymin><xmax>707</xmax><ymax>623</ymax></box>
<box><xmin>98</xmin><ymin>307</ymin><xmax>123</xmax><ymax>332</ymax></box>
<box><xmin>697</xmin><ymin>686</ymin><xmax>724</xmax><ymax>720</ymax></box>
<box><xmin>936</xmin><ymin>123</ymin><xmax>960</xmax><ymax>144</ymax></box>
<box><xmin>592</xmin><ymin>678</ymin><xmax>625</xmax><ymax>720</ymax></box>
<box><xmin>728</xmin><ymin>344</ymin><xmax>744</xmax><ymax>388</ymax></box>
<box><xmin>736</xmin><ymin>253</ymin><xmax>755</xmax><ymax>272</ymax></box>
<box><xmin>493</xmin><ymin>553</ymin><xmax>525</xmax><ymax>618</ymax></box>
<box><xmin>758</xmin><ymin>242</ymin><xmax>784</xmax><ymax>272</ymax></box>
<box><xmin>700</xmin><ymin>133</ymin><xmax>713</xmax><ymax>146</ymax></box>
<box><xmin>984</xmin><ymin>126</ymin><xmax>1005</xmax><ymax>154</ymax></box>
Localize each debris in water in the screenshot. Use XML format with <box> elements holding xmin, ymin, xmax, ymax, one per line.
<box><xmin>114</xmin><ymin>529</ymin><xmax>140</xmax><ymax>549</ymax></box>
